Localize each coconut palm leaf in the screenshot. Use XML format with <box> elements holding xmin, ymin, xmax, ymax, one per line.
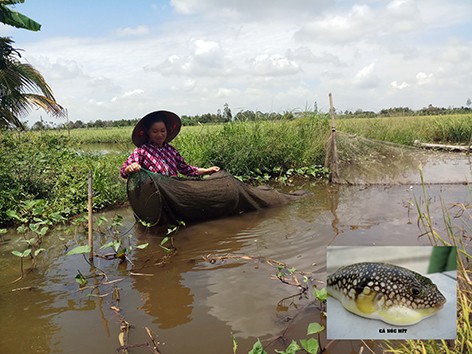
<box><xmin>23</xmin><ymin>94</ymin><xmax>64</xmax><ymax>117</ymax></box>
<box><xmin>0</xmin><ymin>37</ymin><xmax>65</xmax><ymax>129</ymax></box>
<box><xmin>0</xmin><ymin>0</ymin><xmax>41</xmax><ymax>31</ymax></box>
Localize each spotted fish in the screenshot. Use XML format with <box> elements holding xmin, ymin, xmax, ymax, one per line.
<box><xmin>327</xmin><ymin>262</ymin><xmax>447</xmax><ymax>326</ymax></box>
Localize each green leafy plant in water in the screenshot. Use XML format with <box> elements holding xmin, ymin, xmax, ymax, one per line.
<box><xmin>160</xmin><ymin>221</ymin><xmax>185</xmax><ymax>253</ymax></box>
<box><xmin>241</xmin><ymin>287</ymin><xmax>327</xmax><ymax>353</ymax></box>
<box><xmin>249</xmin><ymin>339</ymin><xmax>266</xmax><ymax>354</ymax></box>
<box><xmin>74</xmin><ymin>270</ymin><xmax>88</xmax><ymax>287</ymax></box>
<box><xmin>271</xmin><ymin>322</ymin><xmax>324</xmax><ymax>354</ymax></box>
<box><xmin>138</xmin><ymin>220</ymin><xmax>154</xmax><ymax>228</ymax></box>
<box><xmin>6</xmin><ymin>200</ymin><xmax>63</xmax><ymax>279</ymax></box>
<box><xmin>232</xmin><ymin>333</ymin><xmax>238</xmax><ymax>354</ymax></box>
<box><xmin>66</xmin><ymin>245</ymin><xmax>91</xmax><ymax>256</ymax></box>
<box><xmin>99</xmin><ymin>237</ymin><xmax>149</xmax><ymax>261</ymax></box>
<box><xmin>313</xmin><ymin>287</ymin><xmax>327</xmax><ymax>303</ymax></box>
<box><xmin>275</xmin><ymin>340</ymin><xmax>301</xmax><ymax>354</ymax></box>
<box><xmin>66</xmin><ymin>214</ymin><xmax>148</xmax><ymax>262</ymax></box>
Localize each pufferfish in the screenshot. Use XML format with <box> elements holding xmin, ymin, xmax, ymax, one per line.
<box><xmin>327</xmin><ymin>262</ymin><xmax>447</xmax><ymax>326</ymax></box>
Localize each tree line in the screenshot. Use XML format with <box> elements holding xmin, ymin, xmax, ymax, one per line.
<box><xmin>340</xmin><ymin>104</ymin><xmax>472</xmax><ymax>118</ymax></box>
<box><xmin>28</xmin><ymin>103</ymin><xmax>471</xmax><ymax>131</ymax></box>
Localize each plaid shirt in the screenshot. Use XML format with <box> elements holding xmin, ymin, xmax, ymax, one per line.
<box><xmin>120</xmin><ymin>142</ymin><xmax>199</xmax><ymax>178</ymax></box>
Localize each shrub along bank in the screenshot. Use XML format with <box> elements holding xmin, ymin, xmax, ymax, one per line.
<box><xmin>174</xmin><ymin>116</ymin><xmax>330</xmax><ymax>180</ymax></box>
<box><xmin>0</xmin><ymin>132</ymin><xmax>127</xmax><ymax>227</ymax></box>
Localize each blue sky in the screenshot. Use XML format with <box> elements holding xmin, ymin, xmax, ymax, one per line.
<box><xmin>1</xmin><ymin>0</ymin><xmax>471</xmax><ymax>125</ymax></box>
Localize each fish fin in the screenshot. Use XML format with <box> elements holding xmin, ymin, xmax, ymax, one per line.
<box><xmin>356</xmin><ymin>293</ymin><xmax>377</xmax><ymax>314</ymax></box>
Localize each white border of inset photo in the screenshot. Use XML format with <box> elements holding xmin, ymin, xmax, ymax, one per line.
<box><xmin>326</xmin><ymin>246</ymin><xmax>457</xmax><ymax>340</ymax></box>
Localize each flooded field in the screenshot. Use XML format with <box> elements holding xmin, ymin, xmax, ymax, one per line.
<box><xmin>0</xmin><ymin>153</ymin><xmax>470</xmax><ymax>353</ymax></box>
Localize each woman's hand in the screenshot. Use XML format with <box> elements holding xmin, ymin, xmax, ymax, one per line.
<box><xmin>198</xmin><ymin>166</ymin><xmax>220</xmax><ymax>175</ymax></box>
<box><xmin>125</xmin><ymin>162</ymin><xmax>141</xmax><ymax>175</ymax></box>
<box><xmin>208</xmin><ymin>166</ymin><xmax>220</xmax><ymax>174</ymax></box>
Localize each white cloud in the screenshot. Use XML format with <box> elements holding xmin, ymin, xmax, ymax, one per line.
<box><xmin>114</xmin><ymin>25</ymin><xmax>150</xmax><ymax>37</ymax></box>
<box><xmin>170</xmin><ymin>0</ymin><xmax>332</xmax><ymax>19</ymax></box>
<box><xmin>217</xmin><ymin>88</ymin><xmax>235</xmax><ymax>97</ymax></box>
<box><xmin>353</xmin><ymin>62</ymin><xmax>379</xmax><ymax>89</ymax></box>
<box><xmin>295</xmin><ymin>4</ymin><xmax>377</xmax><ymax>43</ymax></box>
<box><xmin>391</xmin><ymin>81</ymin><xmax>410</xmax><ymax>89</ymax></box>
<box><xmin>183</xmin><ymin>79</ymin><xmax>196</xmax><ymax>91</ymax></box>
<box><xmin>387</xmin><ymin>0</ymin><xmax>416</xmax><ymax>14</ymax></box>
<box><xmin>144</xmin><ymin>39</ymin><xmax>231</xmax><ymax>77</ymax></box>
<box><xmin>251</xmin><ymin>54</ymin><xmax>300</xmax><ymax>76</ymax></box>
<box><xmin>193</xmin><ymin>39</ymin><xmax>225</xmax><ymax>67</ymax></box>
<box><xmin>418</xmin><ymin>0</ymin><xmax>472</xmax><ymax>28</ymax></box>
<box><xmin>416</xmin><ymin>72</ymin><xmax>434</xmax><ymax>85</ymax></box>
<box><xmin>356</xmin><ymin>63</ymin><xmax>375</xmax><ymax>80</ymax></box>
<box><xmin>286</xmin><ymin>47</ymin><xmax>343</xmax><ymax>66</ymax></box>
<box><xmin>112</xmin><ymin>89</ymin><xmax>144</xmax><ymax>102</ymax></box>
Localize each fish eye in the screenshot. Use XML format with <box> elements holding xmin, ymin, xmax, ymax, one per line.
<box><xmin>411</xmin><ymin>287</ymin><xmax>421</xmax><ymax>296</ymax></box>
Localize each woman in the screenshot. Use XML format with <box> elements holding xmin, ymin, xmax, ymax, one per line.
<box><xmin>120</xmin><ymin>110</ymin><xmax>219</xmax><ymax>178</ymax></box>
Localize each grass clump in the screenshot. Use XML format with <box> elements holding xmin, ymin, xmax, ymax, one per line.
<box><xmin>337</xmin><ymin>114</ymin><xmax>472</xmax><ymax>145</ymax></box>
<box><xmin>174</xmin><ymin>115</ymin><xmax>330</xmax><ymax>180</ymax></box>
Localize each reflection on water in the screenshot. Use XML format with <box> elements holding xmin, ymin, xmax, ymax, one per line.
<box><xmin>0</xmin><ymin>154</ymin><xmax>470</xmax><ymax>353</ymax></box>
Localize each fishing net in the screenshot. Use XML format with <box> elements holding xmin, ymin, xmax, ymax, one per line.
<box><xmin>325</xmin><ymin>131</ymin><xmax>471</xmax><ymax>185</ymax></box>
<box><xmin>127</xmin><ymin>170</ymin><xmax>299</xmax><ymax>226</ymax></box>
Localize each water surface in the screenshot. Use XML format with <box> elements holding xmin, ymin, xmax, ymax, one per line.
<box><xmin>0</xmin><ymin>153</ymin><xmax>470</xmax><ymax>353</ymax></box>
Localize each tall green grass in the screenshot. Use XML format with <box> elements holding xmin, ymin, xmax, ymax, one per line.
<box><xmin>174</xmin><ymin>117</ymin><xmax>330</xmax><ymax>177</ymax></box>
<box><xmin>49</xmin><ymin>126</ymin><xmax>132</xmax><ymax>144</ymax></box>
<box><xmin>337</xmin><ymin>114</ymin><xmax>472</xmax><ymax>145</ymax></box>
<box><xmin>47</xmin><ymin>113</ymin><xmax>472</xmax><ymax>147</ymax></box>
<box><xmin>50</xmin><ymin>124</ymin><xmax>222</xmax><ymax>145</ymax></box>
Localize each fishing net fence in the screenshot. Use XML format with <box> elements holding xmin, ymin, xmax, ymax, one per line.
<box><xmin>325</xmin><ymin>130</ymin><xmax>472</xmax><ymax>186</ymax></box>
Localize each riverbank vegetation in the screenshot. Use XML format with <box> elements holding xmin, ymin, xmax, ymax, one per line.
<box><xmin>2</xmin><ymin>112</ymin><xmax>471</xmax><ymax>227</ymax></box>
<box><xmin>337</xmin><ymin>113</ymin><xmax>472</xmax><ymax>145</ymax></box>
<box><xmin>0</xmin><ymin>132</ymin><xmax>126</xmax><ymax>227</ymax></box>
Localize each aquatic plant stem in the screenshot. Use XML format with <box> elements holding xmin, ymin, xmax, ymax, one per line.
<box><xmin>11</xmin><ymin>257</ymin><xmax>24</xmax><ymax>284</ymax></box>
<box><xmin>327</xmin><ymin>93</ymin><xmax>340</xmax><ymax>183</ymax></box>
<box><xmin>88</xmin><ymin>170</ymin><xmax>94</xmax><ymax>262</ymax></box>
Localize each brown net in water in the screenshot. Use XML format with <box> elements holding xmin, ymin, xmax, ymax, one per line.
<box><xmin>127</xmin><ymin>170</ymin><xmax>299</xmax><ymax>226</ymax></box>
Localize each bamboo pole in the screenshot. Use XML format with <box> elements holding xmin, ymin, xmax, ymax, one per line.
<box><xmin>468</xmin><ymin>133</ymin><xmax>472</xmax><ymax>155</ymax></box>
<box><xmin>66</xmin><ymin>108</ymin><xmax>70</xmax><ymax>139</ymax></box>
<box><xmin>414</xmin><ymin>140</ymin><xmax>472</xmax><ymax>152</ymax></box>
<box><xmin>88</xmin><ymin>170</ymin><xmax>94</xmax><ymax>262</ymax></box>
<box><xmin>328</xmin><ymin>93</ymin><xmax>340</xmax><ymax>183</ymax></box>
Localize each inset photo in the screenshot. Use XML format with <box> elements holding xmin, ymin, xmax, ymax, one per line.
<box><xmin>326</xmin><ymin>246</ymin><xmax>456</xmax><ymax>340</ymax></box>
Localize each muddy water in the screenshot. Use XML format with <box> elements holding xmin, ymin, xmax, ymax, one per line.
<box><xmin>0</xmin><ymin>154</ymin><xmax>470</xmax><ymax>353</ymax></box>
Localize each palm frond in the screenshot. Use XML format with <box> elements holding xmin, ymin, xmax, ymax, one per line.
<box><xmin>0</xmin><ymin>37</ymin><xmax>65</xmax><ymax>129</ymax></box>
<box><xmin>24</xmin><ymin>94</ymin><xmax>65</xmax><ymax>117</ymax></box>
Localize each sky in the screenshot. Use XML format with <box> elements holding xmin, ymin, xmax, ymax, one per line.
<box><xmin>1</xmin><ymin>0</ymin><xmax>471</xmax><ymax>126</ymax></box>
